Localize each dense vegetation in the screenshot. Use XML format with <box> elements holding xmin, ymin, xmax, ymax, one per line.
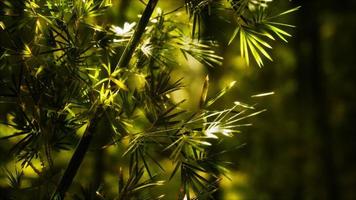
<box><xmin>8</xmin><ymin>0</ymin><xmax>356</xmax><ymax>200</ymax></box>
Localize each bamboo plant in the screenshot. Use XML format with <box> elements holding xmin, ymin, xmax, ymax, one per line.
<box><xmin>0</xmin><ymin>0</ymin><xmax>298</xmax><ymax>199</ymax></box>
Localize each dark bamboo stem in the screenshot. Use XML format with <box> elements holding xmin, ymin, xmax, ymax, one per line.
<box><xmin>51</xmin><ymin>0</ymin><xmax>159</xmax><ymax>199</ymax></box>
<box><xmin>51</xmin><ymin>106</ymin><xmax>103</xmax><ymax>200</ymax></box>
<box><xmin>115</xmin><ymin>0</ymin><xmax>159</xmax><ymax>70</ymax></box>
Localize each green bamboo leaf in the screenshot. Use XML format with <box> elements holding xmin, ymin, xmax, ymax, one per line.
<box><xmin>249</xmin><ymin>33</ymin><xmax>272</xmax><ymax>49</ymax></box>
<box><xmin>206</xmin><ymin>81</ymin><xmax>237</xmax><ymax>107</ymax></box>
<box><xmin>228</xmin><ymin>27</ymin><xmax>240</xmax><ymax>45</ymax></box>
<box><xmin>0</xmin><ymin>21</ymin><xmax>5</xmax><ymax>30</ymax></box>
<box><xmin>246</xmin><ymin>37</ymin><xmax>263</xmax><ymax>67</ymax></box>
<box><xmin>240</xmin><ymin>29</ymin><xmax>250</xmax><ymax>65</ymax></box>
<box><xmin>268</xmin><ymin>21</ymin><xmax>296</xmax><ymax>28</ymax></box>
<box><xmin>265</xmin><ymin>24</ymin><xmax>292</xmax><ymax>42</ymax></box>
<box><xmin>267</xmin><ymin>24</ymin><xmax>291</xmax><ymax>37</ymax></box>
<box><xmin>269</xmin><ymin>6</ymin><xmax>301</xmax><ymax>19</ymax></box>
<box><xmin>111</xmin><ymin>78</ymin><xmax>128</xmax><ymax>91</ymax></box>
<box><xmin>131</xmin><ymin>181</ymin><xmax>165</xmax><ymax>193</ymax></box>
<box><xmin>274</xmin><ymin>31</ymin><xmax>288</xmax><ymax>42</ymax></box>
<box><xmin>199</xmin><ymin>75</ymin><xmax>209</xmax><ymax>108</ymax></box>
<box><xmin>251</xmin><ymin>91</ymin><xmax>275</xmax><ymax>98</ymax></box>
<box><xmin>248</xmin><ymin>35</ymin><xmax>273</xmax><ymax>61</ymax></box>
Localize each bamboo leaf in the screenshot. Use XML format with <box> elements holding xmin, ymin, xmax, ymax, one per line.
<box><xmin>206</xmin><ymin>81</ymin><xmax>237</xmax><ymax>107</ymax></box>
<box><xmin>199</xmin><ymin>75</ymin><xmax>209</xmax><ymax>108</ymax></box>
<box><xmin>228</xmin><ymin>27</ymin><xmax>240</xmax><ymax>45</ymax></box>
<box><xmin>269</xmin><ymin>6</ymin><xmax>301</xmax><ymax>19</ymax></box>
<box><xmin>111</xmin><ymin>78</ymin><xmax>128</xmax><ymax>91</ymax></box>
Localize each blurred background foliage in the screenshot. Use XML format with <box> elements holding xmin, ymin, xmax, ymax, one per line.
<box><xmin>1</xmin><ymin>0</ymin><xmax>356</xmax><ymax>199</ymax></box>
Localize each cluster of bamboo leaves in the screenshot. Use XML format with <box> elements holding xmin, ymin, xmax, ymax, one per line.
<box><xmin>0</xmin><ymin>0</ymin><xmax>297</xmax><ymax>199</ymax></box>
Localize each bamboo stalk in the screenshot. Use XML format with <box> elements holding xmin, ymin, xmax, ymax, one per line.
<box><xmin>51</xmin><ymin>0</ymin><xmax>159</xmax><ymax>199</ymax></box>
<box><xmin>115</xmin><ymin>0</ymin><xmax>159</xmax><ymax>70</ymax></box>
<box><xmin>51</xmin><ymin>106</ymin><xmax>103</xmax><ymax>200</ymax></box>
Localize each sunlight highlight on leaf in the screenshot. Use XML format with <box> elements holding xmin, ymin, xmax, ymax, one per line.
<box><xmin>111</xmin><ymin>22</ymin><xmax>136</xmax><ymax>36</ymax></box>
<box><xmin>251</xmin><ymin>91</ymin><xmax>275</xmax><ymax>98</ymax></box>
